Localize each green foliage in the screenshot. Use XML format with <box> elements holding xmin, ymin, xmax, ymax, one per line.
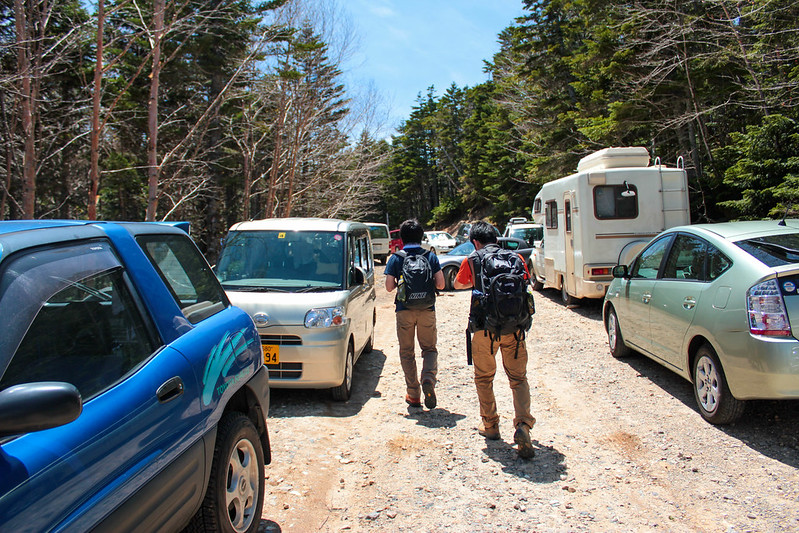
<box><xmin>717</xmin><ymin>115</ymin><xmax>799</xmax><ymax>220</ymax></box>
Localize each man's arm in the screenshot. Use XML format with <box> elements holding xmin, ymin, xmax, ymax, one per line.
<box><xmin>386</xmin><ymin>274</ymin><xmax>397</xmax><ymax>292</ymax></box>
<box><xmin>433</xmin><ymin>270</ymin><xmax>445</xmax><ymax>291</ymax></box>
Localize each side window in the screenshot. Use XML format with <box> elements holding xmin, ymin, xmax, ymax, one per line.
<box><xmin>707</xmin><ymin>245</ymin><xmax>732</xmax><ymax>280</ymax></box>
<box><xmin>594</xmin><ymin>184</ymin><xmax>638</xmax><ymax>219</ymax></box>
<box><xmin>545</xmin><ymin>201</ymin><xmax>558</xmax><ymax>229</ymax></box>
<box><xmin>631</xmin><ymin>236</ymin><xmax>671</xmax><ymax>280</ymax></box>
<box><xmin>565</xmin><ymin>200</ymin><xmax>572</xmax><ymax>232</ymax></box>
<box><xmin>361</xmin><ymin>235</ymin><xmax>372</xmax><ymax>272</ymax></box>
<box><xmin>0</xmin><ymin>242</ymin><xmax>157</xmax><ymax>400</ymax></box>
<box><xmin>138</xmin><ymin>234</ymin><xmax>229</xmax><ymax>324</ymax></box>
<box><xmin>533</xmin><ymin>198</ymin><xmax>542</xmax><ymax>215</ymax></box>
<box><xmin>663</xmin><ymin>234</ymin><xmax>707</xmax><ymax>280</ymax></box>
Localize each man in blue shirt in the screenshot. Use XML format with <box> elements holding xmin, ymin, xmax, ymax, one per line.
<box><xmin>385</xmin><ymin>219</ymin><xmax>445</xmax><ymax>409</ymax></box>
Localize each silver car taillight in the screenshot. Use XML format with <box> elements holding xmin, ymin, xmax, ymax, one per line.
<box><xmin>747</xmin><ymin>279</ymin><xmax>792</xmax><ymax>337</ymax></box>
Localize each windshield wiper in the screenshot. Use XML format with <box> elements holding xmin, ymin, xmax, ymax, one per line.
<box><xmin>296</xmin><ymin>286</ymin><xmax>336</xmax><ymax>293</ymax></box>
<box><xmin>223</xmin><ymin>285</ymin><xmax>286</xmax><ymax>292</ymax></box>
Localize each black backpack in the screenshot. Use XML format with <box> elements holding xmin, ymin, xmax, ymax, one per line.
<box><xmin>469</xmin><ymin>244</ymin><xmax>534</xmax><ymax>340</ymax></box>
<box><xmin>395</xmin><ymin>249</ymin><xmax>436</xmax><ymax>309</ymax></box>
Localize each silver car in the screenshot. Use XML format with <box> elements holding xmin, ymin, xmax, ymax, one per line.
<box><xmin>215</xmin><ymin>218</ymin><xmax>376</xmax><ymax>401</ymax></box>
<box><xmin>603</xmin><ymin>220</ymin><xmax>799</xmax><ymax>424</ymax></box>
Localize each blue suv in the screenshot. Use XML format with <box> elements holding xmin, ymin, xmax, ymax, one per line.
<box><xmin>0</xmin><ymin>221</ymin><xmax>270</xmax><ymax>532</ymax></box>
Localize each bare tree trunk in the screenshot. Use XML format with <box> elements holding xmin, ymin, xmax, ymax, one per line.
<box><xmin>265</xmin><ymin>86</ymin><xmax>286</xmax><ymax>218</ymax></box>
<box><xmin>145</xmin><ymin>0</ymin><xmax>165</xmax><ymax>221</ymax></box>
<box><xmin>88</xmin><ymin>0</ymin><xmax>104</xmax><ymax>220</ymax></box>
<box><xmin>0</xmin><ymin>91</ymin><xmax>13</xmax><ymax>219</ymax></box>
<box><xmin>15</xmin><ymin>0</ymin><xmax>36</xmax><ymax>218</ymax></box>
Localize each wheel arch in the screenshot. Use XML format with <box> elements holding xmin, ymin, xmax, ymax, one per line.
<box><xmin>686</xmin><ymin>335</ymin><xmax>713</xmax><ymax>383</ymax></box>
<box><xmin>225</xmin><ymin>368</ymin><xmax>271</xmax><ymax>465</ymax></box>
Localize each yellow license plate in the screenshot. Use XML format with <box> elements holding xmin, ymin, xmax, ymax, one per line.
<box><xmin>262</xmin><ymin>344</ymin><xmax>279</xmax><ymax>365</ymax></box>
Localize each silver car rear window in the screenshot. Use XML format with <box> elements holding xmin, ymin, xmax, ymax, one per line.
<box><xmin>736</xmin><ymin>233</ymin><xmax>799</xmax><ymax>267</ymax></box>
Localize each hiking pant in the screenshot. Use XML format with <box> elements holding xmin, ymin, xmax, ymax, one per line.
<box><xmin>471</xmin><ymin>330</ymin><xmax>534</xmax><ymax>431</ymax></box>
<box><xmin>396</xmin><ymin>308</ymin><xmax>438</xmax><ymax>398</ymax></box>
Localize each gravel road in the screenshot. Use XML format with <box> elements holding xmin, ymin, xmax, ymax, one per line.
<box><xmin>260</xmin><ymin>266</ymin><xmax>799</xmax><ymax>532</ymax></box>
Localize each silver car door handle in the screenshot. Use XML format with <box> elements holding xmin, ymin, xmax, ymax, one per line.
<box><xmin>642</xmin><ymin>293</ymin><xmax>651</xmax><ymax>304</ymax></box>
<box><xmin>683</xmin><ymin>297</ymin><xmax>696</xmax><ymax>310</ymax></box>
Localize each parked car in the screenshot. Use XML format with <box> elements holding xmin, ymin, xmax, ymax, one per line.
<box><xmin>215</xmin><ymin>218</ymin><xmax>376</xmax><ymax>401</ymax></box>
<box><xmin>0</xmin><ymin>220</ymin><xmax>270</xmax><ymax>532</ymax></box>
<box><xmin>389</xmin><ymin>229</ymin><xmax>402</xmax><ymax>254</ymax></box>
<box><xmin>365</xmin><ymin>222</ymin><xmax>390</xmax><ymax>264</ymax></box>
<box><xmin>504</xmin><ymin>222</ymin><xmax>544</xmax><ymax>248</ymax></box>
<box><xmin>439</xmin><ymin>237</ymin><xmax>533</xmax><ymax>290</ymax></box>
<box><xmin>422</xmin><ymin>230</ymin><xmax>457</xmax><ymax>254</ymax></box>
<box><xmin>603</xmin><ymin>220</ymin><xmax>799</xmax><ymax>425</ymax></box>
<box><xmin>454</xmin><ymin>221</ymin><xmax>501</xmax><ymax>244</ymax></box>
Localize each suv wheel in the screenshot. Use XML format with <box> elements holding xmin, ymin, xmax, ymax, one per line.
<box><xmin>190</xmin><ymin>413</ymin><xmax>264</xmax><ymax>533</ymax></box>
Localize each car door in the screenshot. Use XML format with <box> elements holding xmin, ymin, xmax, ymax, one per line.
<box><xmin>615</xmin><ymin>235</ymin><xmax>673</xmax><ymax>352</ymax></box>
<box><xmin>648</xmin><ymin>234</ymin><xmax>712</xmax><ymax>370</ymax></box>
<box><xmin>0</xmin><ymin>239</ymin><xmax>202</xmax><ymax>532</ymax></box>
<box><xmin>347</xmin><ymin>231</ymin><xmax>370</xmax><ymax>350</ymax></box>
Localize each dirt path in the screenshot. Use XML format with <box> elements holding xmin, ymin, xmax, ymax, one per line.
<box><xmin>261</xmin><ymin>266</ymin><xmax>799</xmax><ymax>532</ymax></box>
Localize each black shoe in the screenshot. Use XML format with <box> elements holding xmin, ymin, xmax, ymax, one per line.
<box><xmin>422</xmin><ymin>381</ymin><xmax>437</xmax><ymax>409</ymax></box>
<box><xmin>514</xmin><ymin>423</ymin><xmax>535</xmax><ymax>459</ymax></box>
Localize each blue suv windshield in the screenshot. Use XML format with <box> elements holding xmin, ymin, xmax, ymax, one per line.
<box><xmin>216</xmin><ymin>230</ymin><xmax>345</xmax><ymax>290</ymax></box>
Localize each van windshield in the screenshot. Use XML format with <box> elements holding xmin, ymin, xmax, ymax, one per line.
<box><xmin>215</xmin><ymin>230</ymin><xmax>345</xmax><ymax>290</ymax></box>
<box><xmin>367</xmin><ymin>225</ymin><xmax>389</xmax><ymax>239</ymax></box>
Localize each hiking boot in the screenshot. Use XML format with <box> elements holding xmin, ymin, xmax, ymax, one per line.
<box><xmin>478</xmin><ymin>423</ymin><xmax>500</xmax><ymax>440</ymax></box>
<box><xmin>514</xmin><ymin>423</ymin><xmax>535</xmax><ymax>459</ymax></box>
<box><xmin>405</xmin><ymin>394</ymin><xmax>422</xmax><ymax>407</ymax></box>
<box><xmin>422</xmin><ymin>381</ymin><xmax>437</xmax><ymax>409</ymax></box>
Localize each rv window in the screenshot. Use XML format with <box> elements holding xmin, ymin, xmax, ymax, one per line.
<box><xmin>533</xmin><ymin>198</ymin><xmax>542</xmax><ymax>215</ymax></box>
<box><xmin>545</xmin><ymin>201</ymin><xmax>558</xmax><ymax>229</ymax></box>
<box><xmin>565</xmin><ymin>201</ymin><xmax>572</xmax><ymax>232</ymax></box>
<box><xmin>593</xmin><ymin>185</ymin><xmax>638</xmax><ymax>219</ymax></box>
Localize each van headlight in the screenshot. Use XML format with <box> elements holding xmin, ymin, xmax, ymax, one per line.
<box><xmin>305</xmin><ymin>306</ymin><xmax>346</xmax><ymax>328</ymax></box>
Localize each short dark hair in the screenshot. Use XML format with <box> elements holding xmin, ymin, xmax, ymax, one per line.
<box><xmin>400</xmin><ymin>219</ymin><xmax>424</xmax><ymax>244</ymax></box>
<box><xmin>469</xmin><ymin>221</ymin><xmax>497</xmax><ymax>245</ymax></box>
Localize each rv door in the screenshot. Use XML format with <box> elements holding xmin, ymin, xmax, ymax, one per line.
<box><xmin>564</xmin><ymin>192</ymin><xmax>576</xmax><ymax>299</ymax></box>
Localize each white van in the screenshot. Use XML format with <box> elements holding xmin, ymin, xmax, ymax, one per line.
<box><xmin>531</xmin><ymin>147</ymin><xmax>690</xmax><ymax>305</ymax></box>
<box><xmin>365</xmin><ymin>222</ymin><xmax>390</xmax><ymax>264</ymax></box>
<box><xmin>214</xmin><ymin>218</ymin><xmax>376</xmax><ymax>400</ymax></box>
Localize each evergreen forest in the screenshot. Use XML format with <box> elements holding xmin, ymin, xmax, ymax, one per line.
<box><xmin>2</xmin><ymin>0</ymin><xmax>798</xmax><ymax>257</ymax></box>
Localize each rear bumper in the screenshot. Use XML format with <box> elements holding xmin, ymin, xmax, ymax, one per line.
<box><xmin>720</xmin><ymin>333</ymin><xmax>799</xmax><ymax>399</ymax></box>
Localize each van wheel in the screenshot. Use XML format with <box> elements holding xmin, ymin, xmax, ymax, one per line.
<box><xmin>331</xmin><ymin>342</ymin><xmax>354</xmax><ymax>401</ymax></box>
<box><xmin>561</xmin><ymin>282</ymin><xmax>577</xmax><ymax>306</ymax></box>
<box><xmin>530</xmin><ymin>264</ymin><xmax>543</xmax><ymax>291</ymax></box>
<box><xmin>189</xmin><ymin>413</ymin><xmax>264</xmax><ymax>533</ymax></box>
<box><xmin>693</xmin><ymin>344</ymin><xmax>745</xmax><ymax>424</ymax></box>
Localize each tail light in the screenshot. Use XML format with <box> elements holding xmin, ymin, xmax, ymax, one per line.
<box><xmin>590</xmin><ymin>267</ymin><xmax>612</xmax><ymax>276</ymax></box>
<box><xmin>747</xmin><ymin>279</ymin><xmax>792</xmax><ymax>336</ymax></box>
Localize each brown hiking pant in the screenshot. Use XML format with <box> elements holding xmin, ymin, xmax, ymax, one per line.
<box><xmin>396</xmin><ymin>308</ymin><xmax>438</xmax><ymax>398</ymax></box>
<box><xmin>471</xmin><ymin>330</ymin><xmax>534</xmax><ymax>430</ymax></box>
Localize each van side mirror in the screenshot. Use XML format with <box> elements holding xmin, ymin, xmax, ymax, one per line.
<box><xmin>612</xmin><ymin>265</ymin><xmax>629</xmax><ymax>278</ymax></box>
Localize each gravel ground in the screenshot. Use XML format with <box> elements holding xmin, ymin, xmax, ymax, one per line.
<box><xmin>260</xmin><ymin>266</ymin><xmax>799</xmax><ymax>532</ymax></box>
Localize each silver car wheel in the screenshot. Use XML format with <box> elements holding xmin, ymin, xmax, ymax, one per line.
<box><xmin>695</xmin><ymin>354</ymin><xmax>720</xmax><ymax>414</ymax></box>
<box><xmin>225</xmin><ymin>438</ymin><xmax>260</xmax><ymax>532</ymax></box>
<box><xmin>608</xmin><ymin>312</ymin><xmax>618</xmax><ymax>348</ymax></box>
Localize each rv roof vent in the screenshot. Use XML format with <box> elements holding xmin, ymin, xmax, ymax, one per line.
<box><xmin>577</xmin><ymin>147</ymin><xmax>650</xmax><ymax>172</ymax></box>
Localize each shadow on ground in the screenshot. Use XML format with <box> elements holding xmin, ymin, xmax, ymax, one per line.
<box><xmin>622</xmin><ymin>352</ymin><xmax>799</xmax><ymax>468</ymax></box>
<box><xmin>268</xmin><ymin>348</ymin><xmax>387</xmax><ymax>419</ymax></box>
<box><xmin>483</xmin><ymin>438</ymin><xmax>567</xmax><ymax>484</ymax></box>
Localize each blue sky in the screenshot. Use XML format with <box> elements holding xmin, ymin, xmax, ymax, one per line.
<box><xmin>345</xmin><ymin>1</ymin><xmax>528</xmax><ymax>133</ymax></box>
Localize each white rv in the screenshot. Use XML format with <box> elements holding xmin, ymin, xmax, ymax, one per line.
<box><xmin>530</xmin><ymin>147</ymin><xmax>690</xmax><ymax>305</ymax></box>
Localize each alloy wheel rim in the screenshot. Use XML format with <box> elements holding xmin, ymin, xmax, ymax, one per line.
<box><xmin>608</xmin><ymin>313</ymin><xmax>618</xmax><ymax>348</ymax></box>
<box><xmin>225</xmin><ymin>438</ymin><xmax>259</xmax><ymax>532</ymax></box>
<box><xmin>696</xmin><ymin>356</ymin><xmax>720</xmax><ymax>414</ymax></box>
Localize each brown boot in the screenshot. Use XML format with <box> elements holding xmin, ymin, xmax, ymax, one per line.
<box><xmin>514</xmin><ymin>423</ymin><xmax>535</xmax><ymax>459</ymax></box>
<box><xmin>478</xmin><ymin>422</ymin><xmax>500</xmax><ymax>440</ymax></box>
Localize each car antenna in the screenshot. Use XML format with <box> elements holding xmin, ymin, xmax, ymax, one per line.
<box><xmin>778</xmin><ymin>202</ymin><xmax>793</xmax><ymax>226</ymax></box>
